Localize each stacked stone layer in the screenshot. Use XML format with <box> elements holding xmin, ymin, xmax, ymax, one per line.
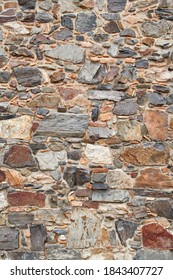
<box><xmin>0</xmin><ymin>0</ymin><xmax>173</xmax><ymax>260</ymax></box>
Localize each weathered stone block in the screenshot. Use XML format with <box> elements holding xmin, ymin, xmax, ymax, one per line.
<box><xmin>117</xmin><ymin>120</ymin><xmax>142</xmax><ymax>141</ymax></box>
<box><xmin>108</xmin><ymin>0</ymin><xmax>127</xmax><ymax>13</ymax></box>
<box><xmin>78</xmin><ymin>62</ymin><xmax>106</xmax><ymax>84</ymax></box>
<box><xmin>88</xmin><ymin>90</ymin><xmax>123</xmax><ymax>102</ymax></box>
<box><xmin>85</xmin><ymin>144</ymin><xmax>112</xmax><ymax>165</ymax></box>
<box><xmin>113</xmin><ymin>100</ymin><xmax>138</xmax><ymax>115</ymax></box>
<box><xmin>92</xmin><ymin>190</ymin><xmax>129</xmax><ymax>202</ymax></box>
<box><xmin>30</xmin><ymin>225</ymin><xmax>47</xmax><ymax>251</ymax></box>
<box><xmin>147</xmin><ymin>200</ymin><xmax>173</xmax><ymax>219</ymax></box>
<box><xmin>75</xmin><ymin>13</ymin><xmax>96</xmax><ymax>33</ymax></box>
<box><xmin>8</xmin><ymin>192</ymin><xmax>45</xmax><ymax>207</ymax></box>
<box><xmin>115</xmin><ymin>220</ymin><xmax>139</xmax><ymax>246</ymax></box>
<box><xmin>107</xmin><ymin>170</ymin><xmax>133</xmax><ymax>189</ymax></box>
<box><xmin>46</xmin><ymin>245</ymin><xmax>81</xmax><ymax>260</ymax></box>
<box><xmin>141</xmin><ymin>20</ymin><xmax>172</xmax><ymax>38</ymax></box>
<box><xmin>35</xmin><ymin>113</ymin><xmax>88</xmax><ymax>137</ymax></box>
<box><xmin>0</xmin><ymin>227</ymin><xmax>19</xmax><ymax>250</ymax></box>
<box><xmin>13</xmin><ymin>67</ymin><xmax>42</xmax><ymax>87</ymax></box>
<box><xmin>18</xmin><ymin>0</ymin><xmax>36</xmax><ymax>10</ymax></box>
<box><xmin>36</xmin><ymin>151</ymin><xmax>66</xmax><ymax>171</ymax></box>
<box><xmin>0</xmin><ymin>192</ymin><xmax>8</xmax><ymax>211</ymax></box>
<box><xmin>8</xmin><ymin>213</ymin><xmax>34</xmax><ymax>225</ymax></box>
<box><xmin>45</xmin><ymin>44</ymin><xmax>85</xmax><ymax>63</ymax></box>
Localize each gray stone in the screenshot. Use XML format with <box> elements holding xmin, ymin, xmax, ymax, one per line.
<box><xmin>36</xmin><ymin>151</ymin><xmax>66</xmax><ymax>171</ymax></box>
<box><xmin>47</xmin><ymin>245</ymin><xmax>81</xmax><ymax>260</ymax></box>
<box><xmin>158</xmin><ymin>0</ymin><xmax>173</xmax><ymax>8</ymax></box>
<box><xmin>103</xmin><ymin>21</ymin><xmax>120</xmax><ymax>34</ymax></box>
<box><xmin>75</xmin><ymin>13</ymin><xmax>97</xmax><ymax>33</ymax></box>
<box><xmin>8</xmin><ymin>213</ymin><xmax>34</xmax><ymax>225</ymax></box>
<box><xmin>113</xmin><ymin>100</ymin><xmax>138</xmax><ymax>115</ymax></box>
<box><xmin>92</xmin><ymin>190</ymin><xmax>130</xmax><ymax>202</ymax></box>
<box><xmin>45</xmin><ymin>44</ymin><xmax>85</xmax><ymax>64</ymax></box>
<box><xmin>148</xmin><ymin>92</ymin><xmax>165</xmax><ymax>106</ymax></box>
<box><xmin>134</xmin><ymin>249</ymin><xmax>173</xmax><ymax>260</ymax></box>
<box><xmin>147</xmin><ymin>200</ymin><xmax>173</xmax><ymax>219</ymax></box>
<box><xmin>18</xmin><ymin>0</ymin><xmax>36</xmax><ymax>10</ymax></box>
<box><xmin>120</xmin><ymin>28</ymin><xmax>136</xmax><ymax>37</ymax></box>
<box><xmin>13</xmin><ymin>67</ymin><xmax>42</xmax><ymax>87</ymax></box>
<box><xmin>107</xmin><ymin>44</ymin><xmax>119</xmax><ymax>57</ymax></box>
<box><xmin>68</xmin><ymin>208</ymin><xmax>100</xmax><ymax>249</ymax></box>
<box><xmin>78</xmin><ymin>62</ymin><xmax>106</xmax><ymax>84</ymax></box>
<box><xmin>0</xmin><ymin>192</ymin><xmax>8</xmax><ymax>211</ymax></box>
<box><xmin>167</xmin><ymin>106</ymin><xmax>173</xmax><ymax>113</ymax></box>
<box><xmin>135</xmin><ymin>59</ymin><xmax>149</xmax><ymax>69</ymax></box>
<box><xmin>0</xmin><ymin>48</ymin><xmax>8</xmax><ymax>68</ymax></box>
<box><xmin>118</xmin><ymin>47</ymin><xmax>137</xmax><ymax>58</ymax></box>
<box><xmin>0</xmin><ymin>227</ymin><xmax>19</xmax><ymax>250</ymax></box>
<box><xmin>85</xmin><ymin>144</ymin><xmax>112</xmax><ymax>165</ymax></box>
<box><xmin>51</xmin><ymin>170</ymin><xmax>61</xmax><ymax>181</ymax></box>
<box><xmin>39</xmin><ymin>0</ymin><xmax>52</xmax><ymax>11</ymax></box>
<box><xmin>0</xmin><ymin>71</ymin><xmax>11</xmax><ymax>83</ymax></box>
<box><xmin>53</xmin><ymin>29</ymin><xmax>73</xmax><ymax>41</ymax></box>
<box><xmin>6</xmin><ymin>252</ymin><xmax>44</xmax><ymax>260</ymax></box>
<box><xmin>93</xmin><ymin>183</ymin><xmax>108</xmax><ymax>190</ymax></box>
<box><xmin>89</xmin><ymin>127</ymin><xmax>112</xmax><ymax>139</ymax></box>
<box><xmin>88</xmin><ymin>90</ymin><xmax>123</xmax><ymax>101</ymax></box>
<box><xmin>116</xmin><ymin>120</ymin><xmax>142</xmax><ymax>141</ymax></box>
<box><xmin>61</xmin><ymin>16</ymin><xmax>73</xmax><ymax>30</ymax></box>
<box><xmin>30</xmin><ymin>225</ymin><xmax>47</xmax><ymax>251</ymax></box>
<box><xmin>63</xmin><ymin>166</ymin><xmax>77</xmax><ymax>189</ymax></box>
<box><xmin>92</xmin><ymin>172</ymin><xmax>107</xmax><ymax>183</ymax></box>
<box><xmin>108</xmin><ymin>0</ymin><xmax>127</xmax><ymax>13</ymax></box>
<box><xmin>107</xmin><ymin>170</ymin><xmax>133</xmax><ymax>189</ymax></box>
<box><xmin>93</xmin><ymin>33</ymin><xmax>109</xmax><ymax>42</ymax></box>
<box><xmin>91</xmin><ymin>107</ymin><xmax>99</xmax><ymax>122</ymax></box>
<box><xmin>141</xmin><ymin>20</ymin><xmax>172</xmax><ymax>38</ymax></box>
<box><xmin>35</xmin><ymin>113</ymin><xmax>88</xmax><ymax>137</ymax></box>
<box><xmin>155</xmin><ymin>9</ymin><xmax>173</xmax><ymax>20</ymax></box>
<box><xmin>35</xmin><ymin>12</ymin><xmax>53</xmax><ymax>23</ymax></box>
<box><xmin>121</xmin><ymin>66</ymin><xmax>138</xmax><ymax>81</ymax></box>
<box><xmin>76</xmin><ymin>168</ymin><xmax>91</xmax><ymax>186</ymax></box>
<box><xmin>115</xmin><ymin>220</ymin><xmax>139</xmax><ymax>246</ymax></box>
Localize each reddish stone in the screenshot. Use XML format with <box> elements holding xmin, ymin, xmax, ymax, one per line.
<box><xmin>4</xmin><ymin>145</ymin><xmax>36</xmax><ymax>168</ymax></box>
<box><xmin>75</xmin><ymin>189</ymin><xmax>92</xmax><ymax>197</ymax></box>
<box><xmin>103</xmin><ymin>21</ymin><xmax>120</xmax><ymax>34</ymax></box>
<box><xmin>31</xmin><ymin>122</ymin><xmax>39</xmax><ymax>133</ymax></box>
<box><xmin>0</xmin><ymin>16</ymin><xmax>16</xmax><ymax>23</ymax></box>
<box><xmin>50</xmin><ymin>72</ymin><xmax>65</xmax><ymax>83</ymax></box>
<box><xmin>82</xmin><ymin>201</ymin><xmax>99</xmax><ymax>209</ymax></box>
<box><xmin>0</xmin><ymin>170</ymin><xmax>6</xmax><ymax>183</ymax></box>
<box><xmin>142</xmin><ymin>223</ymin><xmax>173</xmax><ymax>249</ymax></box>
<box><xmin>145</xmin><ymin>110</ymin><xmax>168</xmax><ymax>141</ymax></box>
<box><xmin>135</xmin><ymin>168</ymin><xmax>173</xmax><ymax>189</ymax></box>
<box><xmin>8</xmin><ymin>192</ymin><xmax>45</xmax><ymax>207</ymax></box>
<box><xmin>59</xmin><ymin>88</ymin><xmax>80</xmax><ymax>101</ymax></box>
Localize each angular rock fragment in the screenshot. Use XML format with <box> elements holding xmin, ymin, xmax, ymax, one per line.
<box><xmin>115</xmin><ymin>220</ymin><xmax>138</xmax><ymax>246</ymax></box>
<box><xmin>17</xmin><ymin>0</ymin><xmax>36</xmax><ymax>10</ymax></box>
<box><xmin>108</xmin><ymin>0</ymin><xmax>127</xmax><ymax>13</ymax></box>
<box><xmin>78</xmin><ymin>62</ymin><xmax>106</xmax><ymax>84</ymax></box>
<box><xmin>30</xmin><ymin>225</ymin><xmax>47</xmax><ymax>251</ymax></box>
<box><xmin>47</xmin><ymin>245</ymin><xmax>81</xmax><ymax>260</ymax></box>
<box><xmin>88</xmin><ymin>90</ymin><xmax>123</xmax><ymax>102</ymax></box>
<box><xmin>92</xmin><ymin>190</ymin><xmax>129</xmax><ymax>202</ymax></box>
<box><xmin>13</xmin><ymin>67</ymin><xmax>42</xmax><ymax>87</ymax></box>
<box><xmin>107</xmin><ymin>170</ymin><xmax>133</xmax><ymax>189</ymax></box>
<box><xmin>7</xmin><ymin>192</ymin><xmax>45</xmax><ymax>207</ymax></box>
<box><xmin>134</xmin><ymin>249</ymin><xmax>173</xmax><ymax>260</ymax></box>
<box><xmin>0</xmin><ymin>192</ymin><xmax>8</xmax><ymax>211</ymax></box>
<box><xmin>113</xmin><ymin>100</ymin><xmax>138</xmax><ymax>115</ymax></box>
<box><xmin>85</xmin><ymin>144</ymin><xmax>112</xmax><ymax>165</ymax></box>
<box><xmin>116</xmin><ymin>120</ymin><xmax>142</xmax><ymax>141</ymax></box>
<box><xmin>8</xmin><ymin>213</ymin><xmax>34</xmax><ymax>225</ymax></box>
<box><xmin>75</xmin><ymin>13</ymin><xmax>96</xmax><ymax>33</ymax></box>
<box><xmin>141</xmin><ymin>20</ymin><xmax>172</xmax><ymax>38</ymax></box>
<box><xmin>0</xmin><ymin>227</ymin><xmax>19</xmax><ymax>250</ymax></box>
<box><xmin>147</xmin><ymin>200</ymin><xmax>173</xmax><ymax>219</ymax></box>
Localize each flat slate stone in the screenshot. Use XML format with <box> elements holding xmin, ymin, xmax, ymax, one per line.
<box><xmin>78</xmin><ymin>62</ymin><xmax>106</xmax><ymax>84</ymax></box>
<box><xmin>45</xmin><ymin>44</ymin><xmax>85</xmax><ymax>64</ymax></box>
<box><xmin>18</xmin><ymin>0</ymin><xmax>36</xmax><ymax>10</ymax></box>
<box><xmin>46</xmin><ymin>245</ymin><xmax>81</xmax><ymax>260</ymax></box>
<box><xmin>141</xmin><ymin>20</ymin><xmax>172</xmax><ymax>38</ymax></box>
<box><xmin>30</xmin><ymin>225</ymin><xmax>47</xmax><ymax>251</ymax></box>
<box><xmin>6</xmin><ymin>252</ymin><xmax>44</xmax><ymax>260</ymax></box>
<box><xmin>113</xmin><ymin>100</ymin><xmax>138</xmax><ymax>115</ymax></box>
<box><xmin>8</xmin><ymin>212</ymin><xmax>34</xmax><ymax>225</ymax></box>
<box><xmin>13</xmin><ymin>67</ymin><xmax>42</xmax><ymax>87</ymax></box>
<box><xmin>0</xmin><ymin>227</ymin><xmax>19</xmax><ymax>250</ymax></box>
<box><xmin>92</xmin><ymin>190</ymin><xmax>129</xmax><ymax>202</ymax></box>
<box><xmin>35</xmin><ymin>113</ymin><xmax>89</xmax><ymax>137</ymax></box>
<box><xmin>89</xmin><ymin>90</ymin><xmax>123</xmax><ymax>101</ymax></box>
<box><xmin>108</xmin><ymin>0</ymin><xmax>127</xmax><ymax>13</ymax></box>
<box><xmin>134</xmin><ymin>249</ymin><xmax>173</xmax><ymax>260</ymax></box>
<box><xmin>115</xmin><ymin>220</ymin><xmax>139</xmax><ymax>246</ymax></box>
<box><xmin>75</xmin><ymin>13</ymin><xmax>97</xmax><ymax>33</ymax></box>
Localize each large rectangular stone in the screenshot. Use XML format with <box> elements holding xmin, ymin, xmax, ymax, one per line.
<box><xmin>0</xmin><ymin>227</ymin><xmax>19</xmax><ymax>250</ymax></box>
<box><xmin>92</xmin><ymin>190</ymin><xmax>130</xmax><ymax>202</ymax></box>
<box><xmin>35</xmin><ymin>113</ymin><xmax>89</xmax><ymax>137</ymax></box>
<box><xmin>88</xmin><ymin>90</ymin><xmax>123</xmax><ymax>101</ymax></box>
<box><xmin>8</xmin><ymin>212</ymin><xmax>34</xmax><ymax>225</ymax></box>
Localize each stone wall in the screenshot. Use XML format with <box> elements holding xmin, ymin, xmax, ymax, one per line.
<box><xmin>0</xmin><ymin>0</ymin><xmax>173</xmax><ymax>260</ymax></box>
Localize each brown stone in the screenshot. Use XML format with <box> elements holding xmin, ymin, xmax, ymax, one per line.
<box><xmin>144</xmin><ymin>110</ymin><xmax>168</xmax><ymax>141</ymax></box>
<box><xmin>6</xmin><ymin>169</ymin><xmax>24</xmax><ymax>188</ymax></box>
<box><xmin>122</xmin><ymin>144</ymin><xmax>169</xmax><ymax>166</ymax></box>
<box><xmin>59</xmin><ymin>88</ymin><xmax>80</xmax><ymax>101</ymax></box>
<box><xmin>142</xmin><ymin>223</ymin><xmax>173</xmax><ymax>249</ymax></box>
<box><xmin>103</xmin><ymin>21</ymin><xmax>120</xmax><ymax>34</ymax></box>
<box><xmin>7</xmin><ymin>192</ymin><xmax>45</xmax><ymax>207</ymax></box>
<box><xmin>147</xmin><ymin>200</ymin><xmax>173</xmax><ymax>219</ymax></box>
<box><xmin>142</xmin><ymin>37</ymin><xmax>155</xmax><ymax>46</ymax></box>
<box><xmin>50</xmin><ymin>72</ymin><xmax>65</xmax><ymax>83</ymax></box>
<box><xmin>82</xmin><ymin>201</ymin><xmax>99</xmax><ymax>209</ymax></box>
<box><xmin>28</xmin><ymin>94</ymin><xmax>60</xmax><ymax>108</ymax></box>
<box><xmin>135</xmin><ymin>168</ymin><xmax>173</xmax><ymax>189</ymax></box>
<box><xmin>0</xmin><ymin>170</ymin><xmax>6</xmax><ymax>183</ymax></box>
<box><xmin>4</xmin><ymin>145</ymin><xmax>36</xmax><ymax>168</ymax></box>
<box><xmin>75</xmin><ymin>189</ymin><xmax>92</xmax><ymax>197</ymax></box>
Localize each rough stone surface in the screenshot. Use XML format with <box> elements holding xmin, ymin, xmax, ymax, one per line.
<box><xmin>141</xmin><ymin>20</ymin><xmax>172</xmax><ymax>38</ymax></box>
<box><xmin>35</xmin><ymin>113</ymin><xmax>88</xmax><ymax>137</ymax></box>
<box><xmin>36</xmin><ymin>151</ymin><xmax>66</xmax><ymax>171</ymax></box>
<box><xmin>8</xmin><ymin>213</ymin><xmax>34</xmax><ymax>225</ymax></box>
<box><xmin>78</xmin><ymin>62</ymin><xmax>105</xmax><ymax>84</ymax></box>
<box><xmin>85</xmin><ymin>144</ymin><xmax>112</xmax><ymax>165</ymax></box>
<box><xmin>113</xmin><ymin>101</ymin><xmax>138</xmax><ymax>116</ymax></box>
<box><xmin>134</xmin><ymin>249</ymin><xmax>173</xmax><ymax>260</ymax></box>
<box><xmin>115</xmin><ymin>220</ymin><xmax>139</xmax><ymax>246</ymax></box>
<box><xmin>45</xmin><ymin>44</ymin><xmax>85</xmax><ymax>64</ymax></box>
<box><xmin>30</xmin><ymin>225</ymin><xmax>47</xmax><ymax>251</ymax></box>
<box><xmin>145</xmin><ymin>110</ymin><xmax>168</xmax><ymax>141</ymax></box>
<box><xmin>47</xmin><ymin>245</ymin><xmax>81</xmax><ymax>260</ymax></box>
<box><xmin>88</xmin><ymin>90</ymin><xmax>123</xmax><ymax>102</ymax></box>
<box><xmin>0</xmin><ymin>192</ymin><xmax>8</xmax><ymax>211</ymax></box>
<box><xmin>75</xmin><ymin>13</ymin><xmax>96</xmax><ymax>33</ymax></box>
<box><xmin>107</xmin><ymin>170</ymin><xmax>133</xmax><ymax>189</ymax></box>
<box><xmin>92</xmin><ymin>190</ymin><xmax>129</xmax><ymax>202</ymax></box>
<box><xmin>116</xmin><ymin>120</ymin><xmax>142</xmax><ymax>141</ymax></box>
<box><xmin>147</xmin><ymin>200</ymin><xmax>173</xmax><ymax>219</ymax></box>
<box><xmin>0</xmin><ymin>227</ymin><xmax>19</xmax><ymax>250</ymax></box>
<box><xmin>108</xmin><ymin>0</ymin><xmax>127</xmax><ymax>13</ymax></box>
<box><xmin>13</xmin><ymin>67</ymin><xmax>42</xmax><ymax>87</ymax></box>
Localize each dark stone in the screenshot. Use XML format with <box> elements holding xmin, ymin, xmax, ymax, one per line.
<box><xmin>0</xmin><ymin>227</ymin><xmax>19</xmax><ymax>250</ymax></box>
<box><xmin>18</xmin><ymin>0</ymin><xmax>36</xmax><ymax>10</ymax></box>
<box><xmin>103</xmin><ymin>21</ymin><xmax>120</xmax><ymax>34</ymax></box>
<box><xmin>118</xmin><ymin>47</ymin><xmax>137</xmax><ymax>58</ymax></box>
<box><xmin>91</xmin><ymin>172</ymin><xmax>107</xmax><ymax>183</ymax></box>
<box><xmin>101</xmin><ymin>13</ymin><xmax>121</xmax><ymax>21</ymax></box>
<box><xmin>91</xmin><ymin>107</ymin><xmax>99</xmax><ymax>122</ymax></box>
<box><xmin>30</xmin><ymin>34</ymin><xmax>53</xmax><ymax>45</ymax></box>
<box><xmin>67</xmin><ymin>150</ymin><xmax>81</xmax><ymax>161</ymax></box>
<box><xmin>0</xmin><ymin>71</ymin><xmax>11</xmax><ymax>83</ymax></box>
<box><xmin>93</xmin><ymin>33</ymin><xmax>109</xmax><ymax>42</ymax></box>
<box><xmin>115</xmin><ymin>220</ymin><xmax>139</xmax><ymax>246</ymax></box>
<box><xmin>75</xmin><ymin>189</ymin><xmax>92</xmax><ymax>198</ymax></box>
<box><xmin>93</xmin><ymin>183</ymin><xmax>108</xmax><ymax>190</ymax></box>
<box><xmin>12</xmin><ymin>48</ymin><xmax>34</xmax><ymax>58</ymax></box>
<box><xmin>135</xmin><ymin>59</ymin><xmax>149</xmax><ymax>69</ymax></box>
<box><xmin>4</xmin><ymin>145</ymin><xmax>36</xmax><ymax>168</ymax></box>
<box><xmin>134</xmin><ymin>249</ymin><xmax>173</xmax><ymax>260</ymax></box>
<box><xmin>120</xmin><ymin>66</ymin><xmax>138</xmax><ymax>82</ymax></box>
<box><xmin>30</xmin><ymin>225</ymin><xmax>47</xmax><ymax>251</ymax></box>
<box><xmin>46</xmin><ymin>245</ymin><xmax>81</xmax><ymax>260</ymax></box>
<box><xmin>155</xmin><ymin>8</ymin><xmax>173</xmax><ymax>20</ymax></box>
<box><xmin>120</xmin><ymin>28</ymin><xmax>136</xmax><ymax>37</ymax></box>
<box><xmin>148</xmin><ymin>92</ymin><xmax>165</xmax><ymax>106</ymax></box>
<box><xmin>53</xmin><ymin>28</ymin><xmax>73</xmax><ymax>41</ymax></box>
<box><xmin>0</xmin><ymin>114</ymin><xmax>16</xmax><ymax>120</ymax></box>
<box><xmin>76</xmin><ymin>168</ymin><xmax>90</xmax><ymax>186</ymax></box>
<box><xmin>8</xmin><ymin>213</ymin><xmax>34</xmax><ymax>225</ymax></box>
<box><xmin>108</xmin><ymin>0</ymin><xmax>127</xmax><ymax>13</ymax></box>
<box><xmin>152</xmin><ymin>85</ymin><xmax>170</xmax><ymax>93</ymax></box>
<box><xmin>167</xmin><ymin>106</ymin><xmax>173</xmax><ymax>113</ymax></box>
<box><xmin>36</xmin><ymin>12</ymin><xmax>53</xmax><ymax>23</ymax></box>
<box><xmin>76</xmin><ymin>35</ymin><xmax>84</xmax><ymax>41</ymax></box>
<box><xmin>37</xmin><ymin>108</ymin><xmax>49</xmax><ymax>116</ymax></box>
<box><xmin>6</xmin><ymin>252</ymin><xmax>43</xmax><ymax>260</ymax></box>
<box><xmin>0</xmin><ymin>16</ymin><xmax>16</xmax><ymax>23</ymax></box>
<box><xmin>63</xmin><ymin>166</ymin><xmax>77</xmax><ymax>189</ymax></box>
<box><xmin>75</xmin><ymin>13</ymin><xmax>97</xmax><ymax>33</ymax></box>
<box><xmin>13</xmin><ymin>67</ymin><xmax>42</xmax><ymax>87</ymax></box>
<box><xmin>113</xmin><ymin>100</ymin><xmax>138</xmax><ymax>115</ymax></box>
<box><xmin>137</xmin><ymin>92</ymin><xmax>148</xmax><ymax>105</ymax></box>
<box><xmin>0</xmin><ymin>170</ymin><xmax>6</xmax><ymax>183</ymax></box>
<box><xmin>17</xmin><ymin>12</ymin><xmax>35</xmax><ymax>22</ymax></box>
<box><xmin>147</xmin><ymin>200</ymin><xmax>173</xmax><ymax>219</ymax></box>
<box><xmin>61</xmin><ymin>16</ymin><xmax>73</xmax><ymax>30</ymax></box>
<box><xmin>166</xmin><ymin>94</ymin><xmax>173</xmax><ymax>105</ymax></box>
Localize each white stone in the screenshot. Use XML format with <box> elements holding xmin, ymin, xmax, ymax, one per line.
<box><xmin>0</xmin><ymin>116</ymin><xmax>33</xmax><ymax>140</ymax></box>
<box><xmin>85</xmin><ymin>144</ymin><xmax>112</xmax><ymax>165</ymax></box>
<box><xmin>36</xmin><ymin>151</ymin><xmax>67</xmax><ymax>171</ymax></box>
<box><xmin>107</xmin><ymin>170</ymin><xmax>133</xmax><ymax>189</ymax></box>
<box><xmin>0</xmin><ymin>192</ymin><xmax>8</xmax><ymax>211</ymax></box>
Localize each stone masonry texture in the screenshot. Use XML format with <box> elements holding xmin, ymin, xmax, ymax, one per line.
<box><xmin>0</xmin><ymin>0</ymin><xmax>173</xmax><ymax>260</ymax></box>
